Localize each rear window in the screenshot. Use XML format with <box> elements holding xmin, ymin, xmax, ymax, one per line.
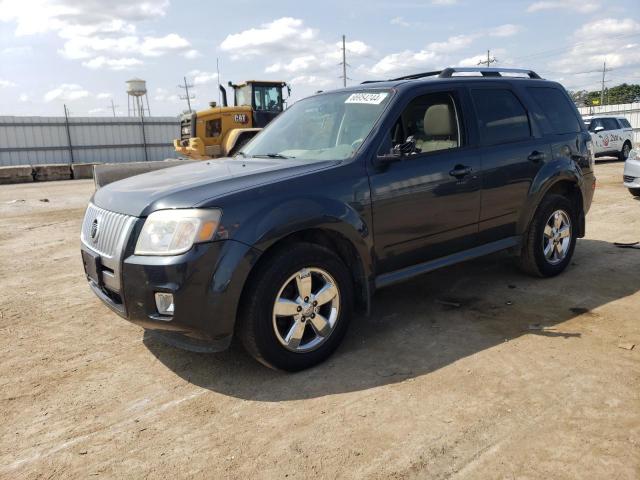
<box><xmin>527</xmin><ymin>87</ymin><xmax>581</xmax><ymax>135</ymax></box>
<box><xmin>619</xmin><ymin>118</ymin><xmax>632</xmax><ymax>128</ymax></box>
<box><xmin>471</xmin><ymin>89</ymin><xmax>531</xmax><ymax>145</ymax></box>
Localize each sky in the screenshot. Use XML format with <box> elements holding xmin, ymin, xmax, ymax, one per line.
<box><xmin>0</xmin><ymin>0</ymin><xmax>639</xmax><ymax>117</ymax></box>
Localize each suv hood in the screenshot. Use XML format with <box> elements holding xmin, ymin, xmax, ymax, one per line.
<box><xmin>92</xmin><ymin>157</ymin><xmax>336</xmax><ymax>217</ymax></box>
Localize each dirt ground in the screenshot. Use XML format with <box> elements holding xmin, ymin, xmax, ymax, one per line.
<box><xmin>0</xmin><ymin>161</ymin><xmax>638</xmax><ymax>479</ymax></box>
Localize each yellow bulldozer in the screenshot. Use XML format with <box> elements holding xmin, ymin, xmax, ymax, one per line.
<box><xmin>92</xmin><ymin>79</ymin><xmax>290</xmax><ymax>188</ymax></box>
<box><xmin>174</xmin><ymin>80</ymin><xmax>290</xmax><ymax>160</ymax></box>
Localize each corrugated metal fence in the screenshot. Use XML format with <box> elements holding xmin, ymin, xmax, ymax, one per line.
<box><xmin>0</xmin><ymin>116</ymin><xmax>179</xmax><ymax>166</ymax></box>
<box><xmin>577</xmin><ymin>102</ymin><xmax>640</xmax><ymax>145</ymax></box>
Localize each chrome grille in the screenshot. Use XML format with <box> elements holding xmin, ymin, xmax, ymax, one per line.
<box><xmin>623</xmin><ymin>175</ymin><xmax>635</xmax><ymax>183</ymax></box>
<box><xmin>81</xmin><ymin>203</ymin><xmax>135</xmax><ymax>259</ymax></box>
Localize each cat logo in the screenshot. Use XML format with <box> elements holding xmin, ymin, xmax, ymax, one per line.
<box><xmin>234</xmin><ymin>114</ymin><xmax>249</xmax><ymax>124</ymax></box>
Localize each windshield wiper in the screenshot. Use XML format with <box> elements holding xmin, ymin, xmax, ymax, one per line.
<box><xmin>252</xmin><ymin>153</ymin><xmax>295</xmax><ymax>159</ymax></box>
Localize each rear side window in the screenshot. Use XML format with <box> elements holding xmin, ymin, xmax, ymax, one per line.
<box><xmin>619</xmin><ymin>118</ymin><xmax>632</xmax><ymax>128</ymax></box>
<box><xmin>471</xmin><ymin>89</ymin><xmax>530</xmax><ymax>145</ymax></box>
<box><xmin>527</xmin><ymin>87</ymin><xmax>581</xmax><ymax>135</ymax></box>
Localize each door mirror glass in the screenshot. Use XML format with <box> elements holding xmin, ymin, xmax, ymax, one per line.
<box><xmin>594</xmin><ymin>125</ymin><xmax>604</xmax><ymax>132</ymax></box>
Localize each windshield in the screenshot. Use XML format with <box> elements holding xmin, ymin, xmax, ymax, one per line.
<box><xmin>240</xmin><ymin>90</ymin><xmax>392</xmax><ymax>161</ymax></box>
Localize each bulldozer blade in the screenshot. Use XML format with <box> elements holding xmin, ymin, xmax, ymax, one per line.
<box><xmin>93</xmin><ymin>159</ymin><xmax>198</xmax><ymax>189</ymax></box>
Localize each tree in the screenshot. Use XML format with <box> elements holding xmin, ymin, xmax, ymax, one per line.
<box><xmin>569</xmin><ymin>83</ymin><xmax>640</xmax><ymax>106</ymax></box>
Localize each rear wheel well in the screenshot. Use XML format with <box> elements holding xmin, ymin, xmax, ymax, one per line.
<box><xmin>241</xmin><ymin>229</ymin><xmax>369</xmax><ymax>316</ymax></box>
<box><xmin>542</xmin><ymin>180</ymin><xmax>584</xmax><ymax>236</ymax></box>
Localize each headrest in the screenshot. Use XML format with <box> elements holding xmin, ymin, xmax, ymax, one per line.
<box><xmin>424</xmin><ymin>103</ymin><xmax>454</xmax><ymax>137</ymax></box>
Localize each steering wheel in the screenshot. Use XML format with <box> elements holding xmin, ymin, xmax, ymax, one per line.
<box><xmin>351</xmin><ymin>138</ymin><xmax>364</xmax><ymax>150</ymax></box>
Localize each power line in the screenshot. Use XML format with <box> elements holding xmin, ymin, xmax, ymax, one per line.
<box><xmin>178</xmin><ymin>76</ymin><xmax>195</xmax><ymax>113</ymax></box>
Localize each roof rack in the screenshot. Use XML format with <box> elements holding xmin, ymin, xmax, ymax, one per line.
<box><xmin>361</xmin><ymin>67</ymin><xmax>542</xmax><ymax>84</ymax></box>
<box><xmin>438</xmin><ymin>67</ymin><xmax>541</xmax><ymax>79</ymax></box>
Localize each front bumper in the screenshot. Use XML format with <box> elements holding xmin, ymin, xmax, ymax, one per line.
<box><xmin>81</xmin><ymin>239</ymin><xmax>261</xmax><ymax>351</ymax></box>
<box><xmin>623</xmin><ymin>156</ymin><xmax>640</xmax><ymax>188</ymax></box>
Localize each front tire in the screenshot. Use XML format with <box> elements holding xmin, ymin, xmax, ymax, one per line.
<box><xmin>517</xmin><ymin>194</ymin><xmax>577</xmax><ymax>277</ymax></box>
<box><xmin>238</xmin><ymin>243</ymin><xmax>353</xmax><ymax>371</ymax></box>
<box><xmin>620</xmin><ymin>141</ymin><xmax>631</xmax><ymax>161</ymax></box>
<box><xmin>629</xmin><ymin>188</ymin><xmax>640</xmax><ymax>197</ymax></box>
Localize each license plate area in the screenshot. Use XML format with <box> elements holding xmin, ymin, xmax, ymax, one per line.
<box><xmin>82</xmin><ymin>249</ymin><xmax>102</xmax><ymax>286</ymax></box>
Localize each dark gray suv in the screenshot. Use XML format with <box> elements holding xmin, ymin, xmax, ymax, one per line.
<box><xmin>81</xmin><ymin>67</ymin><xmax>596</xmax><ymax>371</ymax></box>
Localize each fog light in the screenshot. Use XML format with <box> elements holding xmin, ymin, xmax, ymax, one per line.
<box><xmin>155</xmin><ymin>292</ymin><xmax>174</xmax><ymax>316</ymax></box>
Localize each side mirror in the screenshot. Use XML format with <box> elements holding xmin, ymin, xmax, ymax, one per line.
<box><xmin>375</xmin><ymin>136</ymin><xmax>421</xmax><ymax>166</ymax></box>
<box><xmin>594</xmin><ymin>125</ymin><xmax>605</xmax><ymax>132</ymax></box>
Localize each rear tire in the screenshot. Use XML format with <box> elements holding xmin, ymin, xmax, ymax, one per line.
<box><xmin>238</xmin><ymin>243</ymin><xmax>353</xmax><ymax>371</ymax></box>
<box><xmin>620</xmin><ymin>141</ymin><xmax>631</xmax><ymax>161</ymax></box>
<box><xmin>517</xmin><ymin>194</ymin><xmax>577</xmax><ymax>277</ymax></box>
<box><xmin>629</xmin><ymin>188</ymin><xmax>640</xmax><ymax>197</ymax></box>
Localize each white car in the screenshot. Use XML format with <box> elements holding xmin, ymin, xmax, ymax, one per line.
<box><xmin>623</xmin><ymin>148</ymin><xmax>640</xmax><ymax>197</ymax></box>
<box><xmin>583</xmin><ymin>115</ymin><xmax>634</xmax><ymax>161</ymax></box>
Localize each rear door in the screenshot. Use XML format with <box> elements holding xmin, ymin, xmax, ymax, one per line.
<box><xmin>368</xmin><ymin>87</ymin><xmax>481</xmax><ymax>274</ymax></box>
<box><xmin>469</xmin><ymin>85</ymin><xmax>549</xmax><ymax>244</ymax></box>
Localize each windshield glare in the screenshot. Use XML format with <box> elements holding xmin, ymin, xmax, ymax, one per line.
<box><xmin>241</xmin><ymin>90</ymin><xmax>391</xmax><ymax>161</ymax></box>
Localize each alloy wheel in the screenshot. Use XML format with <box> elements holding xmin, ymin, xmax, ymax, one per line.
<box><xmin>542</xmin><ymin>210</ymin><xmax>572</xmax><ymax>265</ymax></box>
<box><xmin>272</xmin><ymin>267</ymin><xmax>340</xmax><ymax>352</ymax></box>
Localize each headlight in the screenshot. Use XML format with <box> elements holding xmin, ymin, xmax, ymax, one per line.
<box><xmin>629</xmin><ymin>149</ymin><xmax>639</xmax><ymax>161</ymax></box>
<box><xmin>135</xmin><ymin>209</ymin><xmax>222</xmax><ymax>256</ymax></box>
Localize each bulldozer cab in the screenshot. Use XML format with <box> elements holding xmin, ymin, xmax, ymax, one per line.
<box><xmin>228</xmin><ymin>80</ymin><xmax>289</xmax><ymax>128</ymax></box>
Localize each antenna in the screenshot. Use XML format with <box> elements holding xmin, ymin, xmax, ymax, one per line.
<box><xmin>477</xmin><ymin>50</ymin><xmax>498</xmax><ymax>67</ymax></box>
<box><xmin>178</xmin><ymin>76</ymin><xmax>195</xmax><ymax>113</ymax></box>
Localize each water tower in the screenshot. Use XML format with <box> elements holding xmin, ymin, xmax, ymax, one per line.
<box><xmin>126</xmin><ymin>78</ymin><xmax>151</xmax><ymax>117</ymax></box>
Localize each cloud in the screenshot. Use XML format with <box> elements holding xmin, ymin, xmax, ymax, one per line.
<box><xmin>18</xmin><ymin>93</ymin><xmax>29</xmax><ymax>102</ymax></box>
<box><xmin>188</xmin><ymin>70</ymin><xmax>219</xmax><ymax>86</ymax></box>
<box><xmin>290</xmin><ymin>75</ymin><xmax>333</xmax><ymax>88</ymax></box>
<box><xmin>183</xmin><ymin>49</ymin><xmax>201</xmax><ymax>59</ymax></box>
<box><xmin>0</xmin><ymin>0</ymin><xmax>192</xmax><ymax>70</ymax></box>
<box><xmin>1</xmin><ymin>45</ymin><xmax>33</xmax><ymax>56</ymax></box>
<box><xmin>82</xmin><ymin>56</ymin><xmax>142</xmax><ymax>70</ymax></box>
<box><xmin>549</xmin><ymin>18</ymin><xmax>640</xmax><ymax>88</ymax></box>
<box><xmin>153</xmin><ymin>87</ymin><xmax>179</xmax><ymax>103</ymax></box>
<box><xmin>0</xmin><ymin>78</ymin><xmax>17</xmax><ymax>87</ymax></box>
<box><xmin>427</xmin><ymin>34</ymin><xmax>476</xmax><ymax>52</ymax></box>
<box><xmin>370</xmin><ymin>50</ymin><xmax>440</xmax><ymax>76</ymax></box>
<box><xmin>527</xmin><ymin>0</ymin><xmax>601</xmax><ymax>13</ymax></box>
<box><xmin>220</xmin><ymin>17</ymin><xmax>314</xmax><ymax>57</ymax></box>
<box><xmin>43</xmin><ymin>83</ymin><xmax>89</xmax><ymax>102</ymax></box>
<box><xmin>431</xmin><ymin>0</ymin><xmax>458</xmax><ymax>4</ymax></box>
<box><xmin>222</xmin><ymin>17</ymin><xmax>372</xmax><ymax>86</ymax></box>
<box><xmin>490</xmin><ymin>24</ymin><xmax>522</xmax><ymax>37</ymax></box>
<box><xmin>88</xmin><ymin>107</ymin><xmax>106</xmax><ymax>114</ymax></box>
<box><xmin>96</xmin><ymin>92</ymin><xmax>112</xmax><ymax>100</ymax></box>
<box><xmin>391</xmin><ymin>16</ymin><xmax>410</xmax><ymax>27</ymax></box>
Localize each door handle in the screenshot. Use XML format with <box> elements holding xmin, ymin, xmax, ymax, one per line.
<box><xmin>528</xmin><ymin>151</ymin><xmax>546</xmax><ymax>163</ymax></box>
<box><xmin>449</xmin><ymin>165</ymin><xmax>472</xmax><ymax>178</ymax></box>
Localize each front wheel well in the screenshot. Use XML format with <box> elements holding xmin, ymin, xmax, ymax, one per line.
<box><xmin>241</xmin><ymin>228</ymin><xmax>369</xmax><ymax>315</ymax></box>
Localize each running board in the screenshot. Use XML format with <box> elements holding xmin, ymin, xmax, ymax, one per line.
<box><xmin>375</xmin><ymin>236</ymin><xmax>521</xmax><ymax>289</ymax></box>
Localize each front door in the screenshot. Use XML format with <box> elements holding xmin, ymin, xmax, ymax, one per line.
<box><xmin>368</xmin><ymin>90</ymin><xmax>481</xmax><ymax>274</ymax></box>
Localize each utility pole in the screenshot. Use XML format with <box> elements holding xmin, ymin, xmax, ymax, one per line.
<box><xmin>600</xmin><ymin>60</ymin><xmax>607</xmax><ymax>106</ymax></box>
<box><xmin>108</xmin><ymin>99</ymin><xmax>119</xmax><ymax>117</ymax></box>
<box><xmin>477</xmin><ymin>50</ymin><xmax>497</xmax><ymax>67</ymax></box>
<box><xmin>178</xmin><ymin>76</ymin><xmax>195</xmax><ymax>113</ymax></box>
<box><xmin>339</xmin><ymin>34</ymin><xmax>350</xmax><ymax>87</ymax></box>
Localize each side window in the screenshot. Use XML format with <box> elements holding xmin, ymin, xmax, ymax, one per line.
<box><xmin>379</xmin><ymin>92</ymin><xmax>461</xmax><ymax>155</ymax></box>
<box><xmin>601</xmin><ymin>118</ymin><xmax>619</xmax><ymax>131</ymax></box>
<box><xmin>205</xmin><ymin>119</ymin><xmax>221</xmax><ymax>137</ymax></box>
<box><xmin>619</xmin><ymin>118</ymin><xmax>632</xmax><ymax>129</ymax></box>
<box><xmin>471</xmin><ymin>89</ymin><xmax>531</xmax><ymax>145</ymax></box>
<box><xmin>589</xmin><ymin>119</ymin><xmax>603</xmax><ymax>132</ymax></box>
<box><xmin>527</xmin><ymin>87</ymin><xmax>581</xmax><ymax>135</ymax></box>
